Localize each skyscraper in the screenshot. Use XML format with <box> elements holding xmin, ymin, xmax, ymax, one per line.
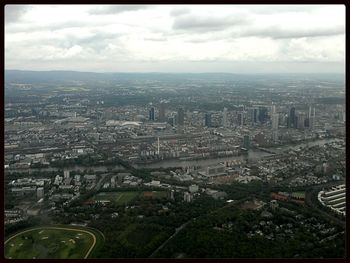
<box><xmin>238</xmin><ymin>112</ymin><xmax>244</xmax><ymax>126</ymax></box>
<box><xmin>309</xmin><ymin>107</ymin><xmax>316</xmax><ymax>130</ymax></box>
<box><xmin>159</xmin><ymin>103</ymin><xmax>166</xmax><ymax>122</ymax></box>
<box><xmin>243</xmin><ymin>135</ymin><xmax>250</xmax><ymax>149</ymax></box>
<box><xmin>178</xmin><ymin>107</ymin><xmax>184</xmax><ymax>126</ymax></box>
<box><xmin>252</xmin><ymin>108</ymin><xmax>259</xmax><ymax>125</ymax></box>
<box><xmin>271</xmin><ymin>106</ymin><xmax>279</xmax><ymax>143</ymax></box>
<box><xmin>272</xmin><ymin>113</ymin><xmax>279</xmax><ymax>130</ymax></box>
<box><xmin>271</xmin><ymin>105</ymin><xmax>276</xmax><ymax>114</ymax></box>
<box><xmin>149</xmin><ymin>107</ymin><xmax>155</xmax><ymax>121</ymax></box>
<box><xmin>272</xmin><ymin>130</ymin><xmax>278</xmax><ymax>143</ymax></box>
<box><xmin>308</xmin><ymin>106</ymin><xmax>312</xmax><ymax>119</ymax></box>
<box><xmin>205</xmin><ymin>113</ymin><xmax>211</xmax><ymax>127</ymax></box>
<box><xmin>222</xmin><ymin>107</ymin><xmax>228</xmax><ymax>127</ymax></box>
<box><xmin>289</xmin><ymin>107</ymin><xmax>296</xmax><ymax>128</ymax></box>
<box><xmin>297</xmin><ymin>112</ymin><xmax>305</xmax><ymax>129</ymax></box>
<box><xmin>258</xmin><ymin>107</ymin><xmax>268</xmax><ymax>123</ymax></box>
<box><xmin>168</xmin><ymin>116</ymin><xmax>176</xmax><ymax>126</ymax></box>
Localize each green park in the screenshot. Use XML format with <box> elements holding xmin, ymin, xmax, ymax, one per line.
<box><xmin>92</xmin><ymin>191</ymin><xmax>167</xmax><ymax>205</ymax></box>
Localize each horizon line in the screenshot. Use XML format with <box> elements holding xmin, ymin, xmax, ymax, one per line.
<box><xmin>5</xmin><ymin>69</ymin><xmax>345</xmax><ymax>75</ymax></box>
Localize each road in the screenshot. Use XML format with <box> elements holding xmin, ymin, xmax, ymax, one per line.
<box><xmin>94</xmin><ymin>173</ymin><xmax>108</xmax><ymax>191</ymax></box>
<box><xmin>149</xmin><ymin>219</ymin><xmax>193</xmax><ymax>258</ymax></box>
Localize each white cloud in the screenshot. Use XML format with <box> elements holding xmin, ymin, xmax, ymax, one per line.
<box><xmin>4</xmin><ymin>4</ymin><xmax>345</xmax><ymax>73</ymax></box>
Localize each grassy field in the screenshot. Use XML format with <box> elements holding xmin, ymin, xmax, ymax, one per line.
<box><xmin>93</xmin><ymin>191</ymin><xmax>139</xmax><ymax>205</ymax></box>
<box><xmin>93</xmin><ymin>191</ymin><xmax>167</xmax><ymax>205</ymax></box>
<box><xmin>4</xmin><ymin>226</ymin><xmax>102</xmax><ymax>259</ymax></box>
<box><xmin>291</xmin><ymin>192</ymin><xmax>305</xmax><ymax>199</ymax></box>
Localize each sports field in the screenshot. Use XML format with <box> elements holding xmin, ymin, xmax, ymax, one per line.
<box><xmin>143</xmin><ymin>191</ymin><xmax>167</xmax><ymax>199</ymax></box>
<box><xmin>4</xmin><ymin>226</ymin><xmax>101</xmax><ymax>259</ymax></box>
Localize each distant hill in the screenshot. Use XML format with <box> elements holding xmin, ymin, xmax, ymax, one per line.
<box><xmin>5</xmin><ymin>70</ymin><xmax>345</xmax><ymax>84</ymax></box>
<box><xmin>5</xmin><ymin>70</ymin><xmax>247</xmax><ymax>83</ymax></box>
<box><xmin>5</xmin><ymin>70</ymin><xmax>116</xmax><ymax>83</ymax></box>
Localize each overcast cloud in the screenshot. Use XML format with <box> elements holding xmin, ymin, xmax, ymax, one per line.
<box><xmin>5</xmin><ymin>4</ymin><xmax>345</xmax><ymax>74</ymax></box>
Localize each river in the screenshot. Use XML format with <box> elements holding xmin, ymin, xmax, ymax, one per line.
<box><xmin>133</xmin><ymin>150</ymin><xmax>271</xmax><ymax>169</ymax></box>
<box><xmin>134</xmin><ymin>138</ymin><xmax>344</xmax><ymax>169</ymax></box>
<box><xmin>5</xmin><ymin>165</ymin><xmax>125</xmax><ymax>174</ymax></box>
<box><xmin>6</xmin><ymin>138</ymin><xmax>343</xmax><ymax>173</ymax></box>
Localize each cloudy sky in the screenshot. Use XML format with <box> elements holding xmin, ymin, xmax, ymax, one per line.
<box><xmin>5</xmin><ymin>5</ymin><xmax>345</xmax><ymax>74</ymax></box>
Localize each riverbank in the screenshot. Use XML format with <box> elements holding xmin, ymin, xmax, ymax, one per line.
<box><xmin>5</xmin><ymin>164</ymin><xmax>125</xmax><ymax>174</ymax></box>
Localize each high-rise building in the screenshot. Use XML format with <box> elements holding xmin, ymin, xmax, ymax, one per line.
<box><xmin>304</xmin><ymin>118</ymin><xmax>310</xmax><ymax>128</ymax></box>
<box><xmin>308</xmin><ymin>106</ymin><xmax>312</xmax><ymax>119</ymax></box>
<box><xmin>289</xmin><ymin>107</ymin><xmax>296</xmax><ymax>128</ymax></box>
<box><xmin>64</xmin><ymin>170</ymin><xmax>70</xmax><ymax>179</ymax></box>
<box><xmin>272</xmin><ymin>113</ymin><xmax>279</xmax><ymax>130</ymax></box>
<box><xmin>238</xmin><ymin>112</ymin><xmax>244</xmax><ymax>126</ymax></box>
<box><xmin>297</xmin><ymin>112</ymin><xmax>305</xmax><ymax>129</ymax></box>
<box><xmin>222</xmin><ymin>107</ymin><xmax>228</xmax><ymax>127</ymax></box>
<box><xmin>159</xmin><ymin>103</ymin><xmax>166</xmax><ymax>122</ymax></box>
<box><xmin>272</xmin><ymin>130</ymin><xmax>278</xmax><ymax>143</ymax></box>
<box><xmin>177</xmin><ymin>108</ymin><xmax>184</xmax><ymax>126</ymax></box>
<box><xmin>243</xmin><ymin>135</ymin><xmax>250</xmax><ymax>149</ymax></box>
<box><xmin>205</xmin><ymin>113</ymin><xmax>211</xmax><ymax>127</ymax></box>
<box><xmin>251</xmin><ymin>107</ymin><xmax>259</xmax><ymax>125</ymax></box>
<box><xmin>271</xmin><ymin>105</ymin><xmax>276</xmax><ymax>114</ymax></box>
<box><xmin>308</xmin><ymin>106</ymin><xmax>316</xmax><ymax>130</ymax></box>
<box><xmin>168</xmin><ymin>116</ymin><xmax>176</xmax><ymax>126</ymax></box>
<box><xmin>149</xmin><ymin>107</ymin><xmax>155</xmax><ymax>121</ymax></box>
<box><xmin>258</xmin><ymin>107</ymin><xmax>268</xmax><ymax>123</ymax></box>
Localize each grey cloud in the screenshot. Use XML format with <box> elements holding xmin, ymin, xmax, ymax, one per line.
<box><xmin>54</xmin><ymin>33</ymin><xmax>122</xmax><ymax>54</ymax></box>
<box><xmin>237</xmin><ymin>5</ymin><xmax>322</xmax><ymax>15</ymax></box>
<box><xmin>6</xmin><ymin>20</ymin><xmax>94</xmax><ymax>34</ymax></box>
<box><xmin>8</xmin><ymin>29</ymin><xmax>122</xmax><ymax>55</ymax></box>
<box><xmin>143</xmin><ymin>36</ymin><xmax>167</xmax><ymax>42</ymax></box>
<box><xmin>170</xmin><ymin>7</ymin><xmax>190</xmax><ymax>16</ymax></box>
<box><xmin>89</xmin><ymin>5</ymin><xmax>149</xmax><ymax>15</ymax></box>
<box><xmin>173</xmin><ymin>14</ymin><xmax>250</xmax><ymax>32</ymax></box>
<box><xmin>242</xmin><ymin>25</ymin><xmax>345</xmax><ymax>39</ymax></box>
<box><xmin>184</xmin><ymin>35</ymin><xmax>223</xmax><ymax>43</ymax></box>
<box><xmin>185</xmin><ymin>39</ymin><xmax>209</xmax><ymax>43</ymax></box>
<box><xmin>5</xmin><ymin>5</ymin><xmax>31</xmax><ymax>24</ymax></box>
<box><xmin>73</xmin><ymin>32</ymin><xmax>121</xmax><ymax>45</ymax></box>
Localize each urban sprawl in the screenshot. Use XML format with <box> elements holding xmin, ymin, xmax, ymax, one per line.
<box><xmin>4</xmin><ymin>72</ymin><xmax>346</xmax><ymax>258</ymax></box>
